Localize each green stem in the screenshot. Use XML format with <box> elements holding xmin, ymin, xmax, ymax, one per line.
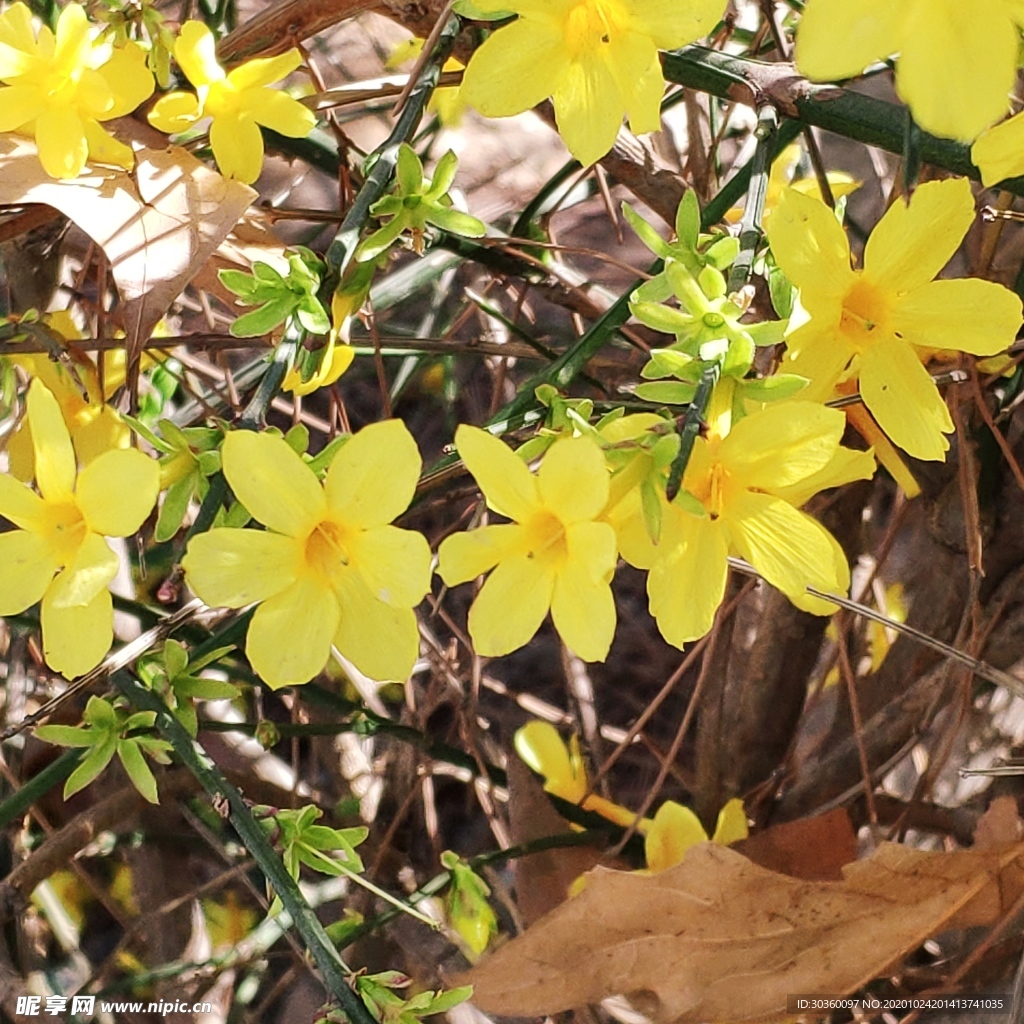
<box><xmin>0</xmin><ymin>749</ymin><xmax>83</xmax><ymax>829</ymax></box>
<box><xmin>665</xmin><ymin>363</ymin><xmax>720</xmax><ymax>504</ymax></box>
<box><xmin>111</xmin><ymin>671</ymin><xmax>377</xmax><ymax>1024</ymax></box>
<box><xmin>661</xmin><ymin>46</ymin><xmax>1024</xmax><ymax>194</ymax></box>
<box><xmin>325</xmin><ymin>15</ymin><xmax>461</xmax><ymax>280</ymax></box>
<box><xmin>728</xmin><ymin>105</ymin><xmax>776</xmax><ymax>294</ymax></box>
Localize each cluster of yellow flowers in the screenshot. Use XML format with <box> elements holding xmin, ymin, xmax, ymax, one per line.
<box><xmin>0</xmin><ymin>1</ymin><xmax>314</xmax><ymax>183</ymax></box>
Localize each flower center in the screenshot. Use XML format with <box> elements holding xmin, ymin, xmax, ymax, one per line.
<box><xmin>563</xmin><ymin>0</ymin><xmax>627</xmax><ymax>59</ymax></box>
<box><xmin>840</xmin><ymin>277</ymin><xmax>892</xmax><ymax>353</ymax></box>
<box><xmin>304</xmin><ymin>519</ymin><xmax>352</xmax><ymax>580</ymax></box>
<box><xmin>205</xmin><ymin>79</ymin><xmax>242</xmax><ymax>118</ymax></box>
<box><xmin>523</xmin><ymin>510</ymin><xmax>568</xmax><ymax>568</ymax></box>
<box><xmin>42</xmin><ymin>500</ymin><xmax>88</xmax><ymax>564</ymax></box>
<box><xmin>687</xmin><ymin>461</ymin><xmax>732</xmax><ymax>520</ymax></box>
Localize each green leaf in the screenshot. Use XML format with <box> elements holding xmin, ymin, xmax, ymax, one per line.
<box><xmin>422</xmin><ymin>987</ymin><xmax>473</xmax><ymax>1015</ymax></box>
<box><xmin>427</xmin><ymin>206</ymin><xmax>486</xmax><ymax>238</ymax></box>
<box><xmin>173</xmin><ymin>675</ymin><xmax>239</xmax><ymax>700</ymax></box>
<box><xmin>767</xmin><ymin>262</ymin><xmax>796</xmax><ymax>319</ymax></box>
<box><xmin>703</xmin><ymin>234</ymin><xmax>739</xmax><ymax>270</ymax></box>
<box><xmin>745</xmin><ymin>318</ymin><xmax>789</xmax><ymax>347</ymax></box>
<box><xmin>34</xmin><ymin>724</ymin><xmax>94</xmax><ymax>747</ymax></box>
<box><xmin>118</xmin><ymin>739</ymin><xmax>159</xmax><ymax>804</ymax></box>
<box><xmin>622</xmin><ymin>202</ymin><xmax>671</xmax><ymax>258</ymax></box>
<box><xmin>396</xmin><ymin>143</ymin><xmax>424</xmax><ymax>195</ymax></box>
<box><xmin>84</xmin><ymin>696</ymin><xmax>118</xmax><ymax>728</ymax></box>
<box><xmin>296</xmin><ymin>297</ymin><xmax>331</xmax><ymax>335</ymax></box>
<box><xmin>635</xmin><ymin>381</ymin><xmax>697</xmax><ymax>404</ymax></box>
<box><xmin>631</xmin><ymin>301</ymin><xmax>694</xmax><ymax>335</ymax></box>
<box><xmin>452</xmin><ymin>0</ymin><xmax>512</xmax><ymax>17</ymax></box>
<box><xmin>218</xmin><ymin>269</ymin><xmax>261</xmax><ymax>299</ymax></box>
<box><xmin>230</xmin><ymin>296</ymin><xmax>296</xmax><ymax>338</ymax></box>
<box><xmin>155</xmin><ymin>471</ymin><xmax>197</xmax><ymax>542</ymax></box>
<box><xmin>163</xmin><ymin>639</ymin><xmax>189</xmax><ymax>678</ymax></box>
<box><xmin>189</xmin><ymin>644</ymin><xmax>237</xmax><ymax>673</ymax></box>
<box><xmin>64</xmin><ymin>735</ymin><xmax>118</xmax><ymax>798</ymax></box>
<box><xmin>284</xmin><ymin>423</ymin><xmax>309</xmax><ymax>455</ymax></box>
<box><xmin>640</xmin><ymin>476</ymin><xmax>663</xmax><ymax>544</ymax></box>
<box><xmin>428</xmin><ymin>149</ymin><xmax>459</xmax><ymax>199</ymax></box>
<box><xmin>675</xmin><ymin>190</ymin><xmax>701</xmax><ymax>253</ymax></box>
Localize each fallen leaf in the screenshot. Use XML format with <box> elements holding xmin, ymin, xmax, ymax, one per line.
<box><xmin>974</xmin><ymin>795</ymin><xmax>1024</xmax><ymax>849</ymax></box>
<box><xmin>462</xmin><ymin>841</ymin><xmax>1024</xmax><ymax>1023</ymax></box>
<box><xmin>737</xmin><ymin>808</ymin><xmax>856</xmax><ymax>881</ymax></box>
<box><xmin>0</xmin><ymin>133</ymin><xmax>254</xmax><ymax>374</ymax></box>
<box><xmin>506</xmin><ymin>755</ymin><xmax>607</xmax><ymax>926</ymax></box>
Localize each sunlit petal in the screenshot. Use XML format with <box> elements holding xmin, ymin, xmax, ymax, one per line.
<box><xmin>468</xmin><ymin>554</ymin><xmax>553</xmax><ymax>657</ymax></box>
<box><xmin>347</xmin><ymin>524</ymin><xmax>432</xmax><ymax>607</ymax></box>
<box><xmin>538</xmin><ymin>436</ymin><xmax>609</xmax><ymax>524</ymax></box>
<box><xmin>325</xmin><ymin>419</ymin><xmax>421</xmax><ymax>527</ymax></box>
<box><xmin>27</xmin><ymin>379</ymin><xmax>76</xmax><ymax>501</ymax></box>
<box><xmin>210</xmin><ymin>115</ymin><xmax>263</xmax><ymax>183</ymax></box>
<box><xmin>41</xmin><ymin>585</ymin><xmax>112</xmax><ymax>678</ymax></box>
<box><xmin>182</xmin><ymin>528</ymin><xmax>299</xmax><ymax>607</ymax></box>
<box><xmin>0</xmin><ymin>530</ymin><xmax>57</xmax><ymax>614</ymax></box>
<box><xmin>455</xmin><ymin>424</ymin><xmax>539</xmax><ymax>522</ymax></box>
<box><xmin>0</xmin><ymin>473</ymin><xmax>46</xmax><ymax>530</ymax></box>
<box><xmin>437</xmin><ymin>523</ymin><xmax>523</xmax><ymax>584</ymax></box>
<box><xmin>174</xmin><ymin>20</ymin><xmax>224</xmax><ymax>87</ymax></box>
<box><xmin>644</xmin><ymin>801</ymin><xmax>708</xmax><ymax>873</ymax></box>
<box><xmin>795</xmin><ymin>0</ymin><xmax>903</xmax><ymax>80</ymax></box>
<box><xmin>334</xmin><ymin>573</ymin><xmax>420</xmax><ymax>681</ymax></box>
<box><xmin>76</xmin><ymin>448</ymin><xmax>159</xmax><ymax>536</ymax></box>
<box><xmin>222</xmin><ymin>430</ymin><xmax>326</xmax><ymax>537</ymax></box>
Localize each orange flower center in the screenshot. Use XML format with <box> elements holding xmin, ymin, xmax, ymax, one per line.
<box><xmin>840</xmin><ymin>277</ymin><xmax>892</xmax><ymax>353</ymax></box>
<box><xmin>563</xmin><ymin>0</ymin><xmax>627</xmax><ymax>59</ymax></box>
<box><xmin>304</xmin><ymin>519</ymin><xmax>352</xmax><ymax>580</ymax></box>
<box><xmin>522</xmin><ymin>510</ymin><xmax>568</xmax><ymax>568</ymax></box>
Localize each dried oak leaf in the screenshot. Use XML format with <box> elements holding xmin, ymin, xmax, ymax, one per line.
<box><xmin>0</xmin><ymin>133</ymin><xmax>253</xmax><ymax>363</ymax></box>
<box><xmin>463</xmin><ymin>840</ymin><xmax>1024</xmax><ymax>1023</ymax></box>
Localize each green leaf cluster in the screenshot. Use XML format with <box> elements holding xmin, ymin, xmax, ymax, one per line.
<box><xmin>440</xmin><ymin>850</ymin><xmax>497</xmax><ymax>957</ymax></box>
<box><xmin>36</xmin><ymin>696</ymin><xmax>173</xmax><ymax>804</ymax></box>
<box><xmin>138</xmin><ymin>638</ymin><xmax>238</xmax><ymax>736</ymax></box>
<box><xmin>219</xmin><ymin>247</ymin><xmax>331</xmax><ymax>338</ymax></box>
<box><xmin>357</xmin><ymin>146</ymin><xmax>486</xmax><ymax>262</ymax></box>
<box><xmin>350</xmin><ymin>970</ymin><xmax>472</xmax><ymax>1024</ymax></box>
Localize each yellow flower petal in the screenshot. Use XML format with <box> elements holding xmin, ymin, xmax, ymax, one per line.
<box><xmin>630</xmin><ymin>0</ymin><xmax>726</xmax><ymax>48</ymax></box>
<box><xmin>765</xmin><ymin>188</ymin><xmax>855</xmax><ymax>308</ymax></box>
<box><xmin>726</xmin><ymin>491</ymin><xmax>848</xmax><ymax>610</ymax></box>
<box><xmin>229</xmin><ymin>49</ymin><xmax>302</xmax><ymax>89</ymax></box>
<box><xmin>242</xmin><ymin>86</ymin><xmax>315</xmax><ymax>137</ymax></box>
<box><xmin>862</xmin><ymin>178</ymin><xmax>974</xmax><ymax>293</ymax></box>
<box><xmin>782</xmin><ymin>322</ymin><xmax>855</xmax><ymax>403</ymax></box>
<box><xmin>514</xmin><ymin>721</ymin><xmax>587</xmax><ymax>803</ymax></box>
<box><xmin>552</xmin><ymin>50</ymin><xmax>625</xmax><ymax>166</ymax></box>
<box><xmin>973</xmin><ymin>111</ymin><xmax>1024</xmax><ymax>187</ymax></box>
<box><xmin>718</xmin><ymin>402</ymin><xmax>844</xmax><ymax>492</ymax></box>
<box><xmin>0</xmin><ymin>473</ymin><xmax>46</xmax><ymax>530</ymax></box>
<box><xmin>772</xmin><ymin>446</ymin><xmax>876</xmax><ymax>509</ymax></box>
<box><xmin>246</xmin><ymin>573</ymin><xmax>339</xmax><ymax>688</ymax></box>
<box><xmin>0</xmin><ymin>530</ymin><xmax>57</xmax><ymax>614</ymax></box>
<box><xmin>347</xmin><ymin>524</ymin><xmax>431</xmax><ymax>608</ymax></box>
<box><xmin>175</xmin><ymin>20</ymin><xmax>224</xmax><ymax>88</ymax></box>
<box><xmin>35</xmin><ymin>104</ymin><xmax>88</xmax><ymax>179</ymax></box>
<box><xmin>438</xmin><ymin>523</ymin><xmax>522</xmax><ymax>584</ymax></box>
<box><xmin>76</xmin><ymin>448</ymin><xmax>159</xmax><ymax>536</ymax></box>
<box><xmin>27</xmin><ymin>379</ymin><xmax>76</xmax><ymax>502</ymax></box>
<box><xmin>147</xmin><ymin>90</ymin><xmax>203</xmax><ymax>133</ymax></box>
<box><xmin>787</xmin><ymin>523</ymin><xmax>851</xmax><ymax>616</ymax></box>
<box><xmin>897</xmin><ymin>0</ymin><xmax>1015</xmax><ymax>141</ymax></box>
<box><xmin>893</xmin><ymin>279</ymin><xmax>1022</xmax><ymax>356</ymax></box>
<box><xmin>0</xmin><ymin>84</ymin><xmax>43</xmax><ymax>130</ymax></box>
<box><xmin>647</xmin><ymin>513</ymin><xmax>728</xmax><ymax>646</ymax></box>
<box><xmin>182</xmin><ymin>528</ymin><xmax>299</xmax><ymax>608</ymax></box>
<box><xmin>550</xmin><ymin>525</ymin><xmax>617</xmax><ymax>662</ymax></box>
<box><xmin>41</xmin><ymin>584</ymin><xmax>112</xmax><ymax>678</ymax></box>
<box><xmin>859</xmin><ymin>340</ymin><xmax>953</xmax><ymax>461</ymax></box>
<box><xmin>334</xmin><ymin>573</ymin><xmax>420</xmax><ymax>681</ymax></box>
<box><xmin>222</xmin><ymin>430</ymin><xmax>326</xmax><ymax>537</ymax></box>
<box><xmin>98</xmin><ymin>40</ymin><xmax>154</xmax><ymax>117</ymax></box>
<box><xmin>711</xmin><ymin>798</ymin><xmax>749</xmax><ymax>845</ymax></box>
<box><xmin>455</xmin><ymin>424</ymin><xmax>539</xmax><ymax>523</ymax></box>
<box><xmin>468</xmin><ymin>553</ymin><xmax>553</xmax><ymax>656</ymax></box>
<box><xmin>538</xmin><ymin>436</ymin><xmax>609</xmax><ymax>524</ymax></box>
<box><xmin>644</xmin><ymin>801</ymin><xmax>708</xmax><ymax>873</ymax></box>
<box><xmin>47</xmin><ymin>531</ymin><xmax>118</xmax><ymax>609</ymax></box>
<box><xmin>209</xmin><ymin>115</ymin><xmax>264</xmax><ymax>183</ymax></box>
<box><xmin>82</xmin><ymin>118</ymin><xmax>135</xmax><ymax>171</ymax></box>
<box><xmin>460</xmin><ymin>17</ymin><xmax>567</xmax><ymax>118</ymax></box>
<box><xmin>795</xmin><ymin>0</ymin><xmax>903</xmax><ymax>81</ymax></box>
<box><xmin>325</xmin><ymin>419</ymin><xmax>421</xmax><ymax>528</ymax></box>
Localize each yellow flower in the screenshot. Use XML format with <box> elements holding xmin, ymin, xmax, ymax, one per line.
<box><xmin>8</xmin><ymin>311</ymin><xmax>130</xmax><ymax>481</ymax></box>
<box><xmin>0</xmin><ymin>1</ymin><xmax>154</xmax><ymax>178</ymax></box>
<box><xmin>725</xmin><ymin>143</ymin><xmax>858</xmax><ymax>224</ymax></box>
<box><xmin>795</xmin><ymin>0</ymin><xmax>1024</xmax><ymax>142</ymax></box>
<box><xmin>0</xmin><ymin>379</ymin><xmax>159</xmax><ymax>677</ymax></box>
<box><xmin>620</xmin><ymin>402</ymin><xmax>873</xmax><ymax>647</ymax></box>
<box><xmin>438</xmin><ymin>427</ymin><xmax>617</xmax><ymax>662</ymax></box>
<box><xmin>514</xmin><ymin>720</ymin><xmax>640</xmax><ymax>828</ymax></box>
<box><xmin>181</xmin><ymin>421</ymin><xmax>431</xmax><ymax>688</ymax></box>
<box><xmin>147</xmin><ymin>20</ymin><xmax>316</xmax><ymax>184</ymax></box>
<box><xmin>765</xmin><ymin>178</ymin><xmax>1022</xmax><ymax>461</ymax></box>
<box><xmin>460</xmin><ymin>0</ymin><xmax>726</xmax><ymax>166</ymax></box>
<box><xmin>641</xmin><ymin>798</ymin><xmax>747</xmax><ymax>873</ymax></box>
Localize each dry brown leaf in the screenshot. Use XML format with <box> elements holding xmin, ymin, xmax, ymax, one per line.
<box><xmin>974</xmin><ymin>795</ymin><xmax>1024</xmax><ymax>849</ymax></box>
<box><xmin>0</xmin><ymin>134</ymin><xmax>253</xmax><ymax>366</ymax></box>
<box><xmin>506</xmin><ymin>755</ymin><xmax>608</xmax><ymax>926</ymax></box>
<box><xmin>462</xmin><ymin>840</ymin><xmax>1024</xmax><ymax>1023</ymax></box>
<box><xmin>737</xmin><ymin>808</ymin><xmax>856</xmax><ymax>881</ymax></box>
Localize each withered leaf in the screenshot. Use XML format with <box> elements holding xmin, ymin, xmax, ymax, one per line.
<box><xmin>0</xmin><ymin>134</ymin><xmax>253</xmax><ymax>364</ymax></box>
<box><xmin>463</xmin><ymin>841</ymin><xmax>1024</xmax><ymax>1023</ymax></box>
